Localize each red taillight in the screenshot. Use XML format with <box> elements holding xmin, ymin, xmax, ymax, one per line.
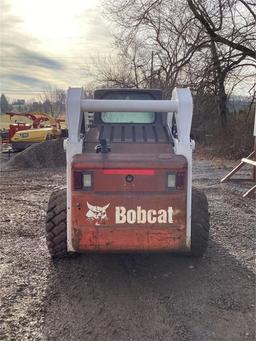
<box><xmin>176</xmin><ymin>172</ymin><xmax>185</xmax><ymax>189</ymax></box>
<box><xmin>74</xmin><ymin>172</ymin><xmax>82</xmax><ymax>189</ymax></box>
<box><xmin>103</xmin><ymin>169</ymin><xmax>155</xmax><ymax>175</ymax></box>
<box><xmin>167</xmin><ymin>171</ymin><xmax>185</xmax><ymax>190</ymax></box>
<box><xmin>74</xmin><ymin>172</ymin><xmax>93</xmax><ymax>190</ymax></box>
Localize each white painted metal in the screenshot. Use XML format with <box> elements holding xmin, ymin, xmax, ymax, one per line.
<box><xmin>81</xmin><ymin>99</ymin><xmax>178</xmax><ymax>113</ymax></box>
<box><xmin>66</xmin><ymin>88</ymin><xmax>84</xmax><ymax>251</ymax></box>
<box><xmin>65</xmin><ymin>87</ymin><xmax>194</xmax><ymax>251</ymax></box>
<box><xmin>169</xmin><ymin>88</ymin><xmax>193</xmax><ymax>248</ymax></box>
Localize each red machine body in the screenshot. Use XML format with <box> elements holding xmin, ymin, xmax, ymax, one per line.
<box><xmin>70</xmin><ymin>152</ymin><xmax>188</xmax><ymax>252</ymax></box>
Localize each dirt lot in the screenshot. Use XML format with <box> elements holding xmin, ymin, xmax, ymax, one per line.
<box><xmin>0</xmin><ymin>159</ymin><xmax>255</xmax><ymax>341</ymax></box>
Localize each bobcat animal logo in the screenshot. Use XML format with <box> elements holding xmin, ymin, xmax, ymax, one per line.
<box><xmin>86</xmin><ymin>202</ymin><xmax>110</xmax><ymax>226</ymax></box>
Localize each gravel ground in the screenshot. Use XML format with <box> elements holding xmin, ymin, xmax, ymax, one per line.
<box><xmin>0</xmin><ymin>159</ymin><xmax>255</xmax><ymax>341</ymax></box>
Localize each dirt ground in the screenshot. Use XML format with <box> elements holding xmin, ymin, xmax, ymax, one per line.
<box><xmin>0</xmin><ymin>159</ymin><xmax>255</xmax><ymax>341</ymax></box>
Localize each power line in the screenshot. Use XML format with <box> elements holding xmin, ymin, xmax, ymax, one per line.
<box><xmin>0</xmin><ymin>90</ymin><xmax>64</xmax><ymax>94</ymax></box>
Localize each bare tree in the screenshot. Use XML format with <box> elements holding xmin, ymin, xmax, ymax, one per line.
<box><xmin>90</xmin><ymin>52</ymin><xmax>142</xmax><ymax>89</ymax></box>
<box><xmin>103</xmin><ymin>0</ymin><xmax>208</xmax><ymax>96</ymax></box>
<box><xmin>186</xmin><ymin>0</ymin><xmax>256</xmax><ymax>126</ymax></box>
<box><xmin>100</xmin><ymin>0</ymin><xmax>255</xmax><ymax>128</ymax></box>
<box><xmin>187</xmin><ymin>0</ymin><xmax>256</xmax><ymax>59</ymax></box>
<box><xmin>38</xmin><ymin>88</ymin><xmax>66</xmax><ymax>117</ymax></box>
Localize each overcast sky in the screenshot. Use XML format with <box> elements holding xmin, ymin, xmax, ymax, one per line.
<box><xmin>0</xmin><ymin>0</ymin><xmax>113</xmax><ymax>100</ymax></box>
<box><xmin>1</xmin><ymin>0</ymin><xmax>254</xmax><ymax>101</ymax></box>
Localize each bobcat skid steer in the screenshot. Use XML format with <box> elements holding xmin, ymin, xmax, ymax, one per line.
<box><xmin>45</xmin><ymin>88</ymin><xmax>210</xmax><ymax>257</ymax></box>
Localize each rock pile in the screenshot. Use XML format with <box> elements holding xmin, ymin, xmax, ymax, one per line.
<box><xmin>4</xmin><ymin>139</ymin><xmax>66</xmax><ymax>170</ymax></box>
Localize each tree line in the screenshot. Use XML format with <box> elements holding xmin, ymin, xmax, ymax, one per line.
<box><xmin>91</xmin><ymin>0</ymin><xmax>255</xmax><ymax>129</ymax></box>
<box><xmin>0</xmin><ymin>89</ymin><xmax>66</xmax><ymax>117</ymax></box>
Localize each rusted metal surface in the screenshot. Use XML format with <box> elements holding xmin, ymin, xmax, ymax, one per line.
<box><xmin>72</xmin><ymin>227</ymin><xmax>186</xmax><ymax>252</ymax></box>
<box><xmin>71</xmin><ymin>153</ymin><xmax>187</xmax><ymax>252</ymax></box>
<box><xmin>71</xmin><ymin>194</ymin><xmax>187</xmax><ymax>252</ymax></box>
<box><xmin>72</xmin><ymin>151</ymin><xmax>185</xmax><ymax>168</ymax></box>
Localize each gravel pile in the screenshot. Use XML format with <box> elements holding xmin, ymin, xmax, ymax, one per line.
<box><xmin>4</xmin><ymin>138</ymin><xmax>66</xmax><ymax>170</ymax></box>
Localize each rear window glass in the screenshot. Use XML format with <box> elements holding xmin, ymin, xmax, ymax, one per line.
<box><xmin>101</xmin><ymin>92</ymin><xmax>155</xmax><ymax>124</ymax></box>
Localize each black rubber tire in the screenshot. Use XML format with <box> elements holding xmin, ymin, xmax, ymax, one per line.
<box><xmin>191</xmin><ymin>189</ymin><xmax>210</xmax><ymax>257</ymax></box>
<box><xmin>46</xmin><ymin>134</ymin><xmax>52</xmax><ymax>140</ymax></box>
<box><xmin>45</xmin><ymin>189</ymin><xmax>68</xmax><ymax>258</ymax></box>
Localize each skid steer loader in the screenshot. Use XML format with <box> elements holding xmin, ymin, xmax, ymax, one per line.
<box><xmin>46</xmin><ymin>87</ymin><xmax>209</xmax><ymax>257</ymax></box>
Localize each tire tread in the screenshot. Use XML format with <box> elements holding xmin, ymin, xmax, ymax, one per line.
<box><xmin>45</xmin><ymin>189</ymin><xmax>68</xmax><ymax>258</ymax></box>
<box><xmin>191</xmin><ymin>189</ymin><xmax>210</xmax><ymax>257</ymax></box>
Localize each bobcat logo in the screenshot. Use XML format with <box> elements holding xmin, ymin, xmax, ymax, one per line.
<box><xmin>86</xmin><ymin>202</ymin><xmax>110</xmax><ymax>226</ymax></box>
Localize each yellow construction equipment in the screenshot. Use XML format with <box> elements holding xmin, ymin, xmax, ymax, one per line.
<box><xmin>7</xmin><ymin>112</ymin><xmax>65</xmax><ymax>151</ymax></box>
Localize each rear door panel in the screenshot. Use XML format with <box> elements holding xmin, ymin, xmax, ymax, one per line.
<box><xmin>71</xmin><ymin>153</ymin><xmax>187</xmax><ymax>252</ymax></box>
